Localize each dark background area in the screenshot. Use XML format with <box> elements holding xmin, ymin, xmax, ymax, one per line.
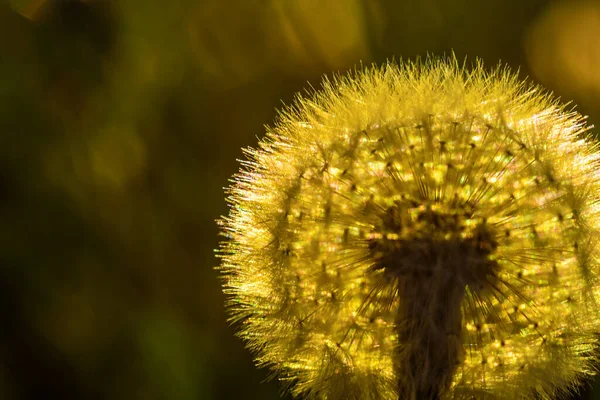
<box><xmin>1</xmin><ymin>0</ymin><xmax>600</xmax><ymax>399</ymax></box>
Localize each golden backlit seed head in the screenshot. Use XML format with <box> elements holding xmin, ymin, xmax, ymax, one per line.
<box><xmin>217</xmin><ymin>55</ymin><xmax>600</xmax><ymax>399</ymax></box>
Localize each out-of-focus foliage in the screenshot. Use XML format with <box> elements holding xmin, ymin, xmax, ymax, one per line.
<box><xmin>525</xmin><ymin>0</ymin><xmax>600</xmax><ymax>117</ymax></box>
<box><xmin>0</xmin><ymin>0</ymin><xmax>599</xmax><ymax>399</ymax></box>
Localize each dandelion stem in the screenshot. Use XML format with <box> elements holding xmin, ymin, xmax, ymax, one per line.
<box><xmin>390</xmin><ymin>265</ymin><xmax>466</xmax><ymax>399</ymax></box>
<box><xmin>372</xmin><ymin>211</ymin><xmax>497</xmax><ymax>398</ymax></box>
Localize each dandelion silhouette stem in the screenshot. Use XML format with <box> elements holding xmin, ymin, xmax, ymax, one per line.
<box><xmin>218</xmin><ymin>55</ymin><xmax>600</xmax><ymax>399</ymax></box>
<box><xmin>393</xmin><ymin>276</ymin><xmax>461</xmax><ymax>400</ymax></box>
<box><xmin>370</xmin><ymin>206</ymin><xmax>499</xmax><ymax>399</ymax></box>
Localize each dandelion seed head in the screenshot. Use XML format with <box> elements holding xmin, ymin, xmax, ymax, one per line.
<box><xmin>217</xmin><ymin>55</ymin><xmax>600</xmax><ymax>399</ymax></box>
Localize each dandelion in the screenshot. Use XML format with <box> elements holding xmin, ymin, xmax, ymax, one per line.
<box><xmin>217</xmin><ymin>55</ymin><xmax>600</xmax><ymax>399</ymax></box>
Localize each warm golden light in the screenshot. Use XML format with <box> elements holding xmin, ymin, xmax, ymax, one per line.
<box><xmin>217</xmin><ymin>56</ymin><xmax>600</xmax><ymax>399</ymax></box>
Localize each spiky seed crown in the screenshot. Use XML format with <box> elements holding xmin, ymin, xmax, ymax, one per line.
<box><xmin>217</xmin><ymin>55</ymin><xmax>600</xmax><ymax>399</ymax></box>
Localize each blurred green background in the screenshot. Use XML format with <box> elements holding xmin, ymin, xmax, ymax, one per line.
<box><xmin>2</xmin><ymin>0</ymin><xmax>600</xmax><ymax>399</ymax></box>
